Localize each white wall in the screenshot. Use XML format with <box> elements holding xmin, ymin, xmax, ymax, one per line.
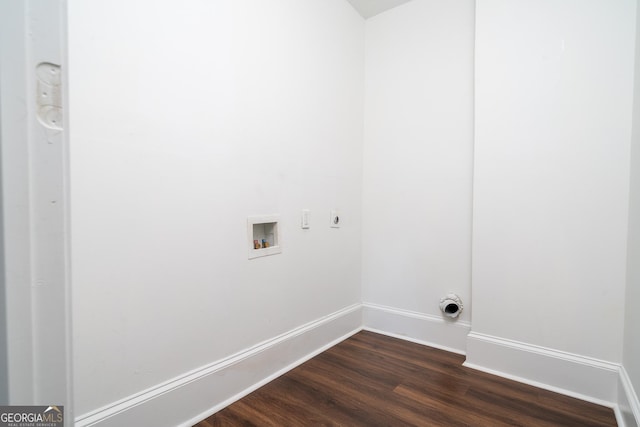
<box><xmin>67</xmin><ymin>0</ymin><xmax>364</xmax><ymax>418</ymax></box>
<box><xmin>362</xmin><ymin>0</ymin><xmax>475</xmax><ymax>335</ymax></box>
<box><xmin>624</xmin><ymin>0</ymin><xmax>640</xmax><ymax>419</ymax></box>
<box><xmin>472</xmin><ymin>0</ymin><xmax>634</xmax><ymax>363</ymax></box>
<box><xmin>59</xmin><ymin>0</ymin><xmax>640</xmax><ymax>422</ymax></box>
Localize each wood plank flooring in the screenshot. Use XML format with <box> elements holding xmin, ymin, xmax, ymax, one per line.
<box><xmin>194</xmin><ymin>331</ymin><xmax>617</xmax><ymax>426</ymax></box>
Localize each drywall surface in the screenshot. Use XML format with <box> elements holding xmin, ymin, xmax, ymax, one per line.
<box><xmin>67</xmin><ymin>0</ymin><xmax>364</xmax><ymax>416</ymax></box>
<box><xmin>624</xmin><ymin>0</ymin><xmax>640</xmax><ymax>406</ymax></box>
<box><xmin>473</xmin><ymin>0</ymin><xmax>634</xmax><ymax>362</ymax></box>
<box><xmin>346</xmin><ymin>0</ymin><xmax>413</xmax><ymax>19</ymax></box>
<box><xmin>362</xmin><ymin>0</ymin><xmax>474</xmax><ymax>322</ymax></box>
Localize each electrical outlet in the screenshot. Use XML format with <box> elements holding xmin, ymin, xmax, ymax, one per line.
<box><xmin>330</xmin><ymin>210</ymin><xmax>340</xmax><ymax>228</ymax></box>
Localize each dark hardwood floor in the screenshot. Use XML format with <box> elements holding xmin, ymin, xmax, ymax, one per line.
<box><xmin>194</xmin><ymin>331</ymin><xmax>617</xmax><ymax>426</ymax></box>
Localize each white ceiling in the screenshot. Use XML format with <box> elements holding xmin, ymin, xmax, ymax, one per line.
<box><xmin>346</xmin><ymin>0</ymin><xmax>413</xmax><ymax>19</ymax></box>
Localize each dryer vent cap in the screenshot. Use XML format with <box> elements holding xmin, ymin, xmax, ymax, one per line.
<box><xmin>439</xmin><ymin>293</ymin><xmax>463</xmax><ymax>319</ymax></box>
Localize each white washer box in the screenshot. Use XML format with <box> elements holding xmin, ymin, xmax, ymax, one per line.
<box><xmin>247</xmin><ymin>215</ymin><xmax>282</xmax><ymax>259</ymax></box>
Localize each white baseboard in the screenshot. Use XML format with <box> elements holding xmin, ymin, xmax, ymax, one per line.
<box><xmin>74</xmin><ymin>304</ymin><xmax>363</xmax><ymax>427</ymax></box>
<box><xmin>464</xmin><ymin>331</ymin><xmax>620</xmax><ymax>406</ymax></box>
<box><xmin>362</xmin><ymin>302</ymin><xmax>470</xmax><ymax>355</ymax></box>
<box><xmin>618</xmin><ymin>366</ymin><xmax>640</xmax><ymax>427</ymax></box>
<box><xmin>73</xmin><ymin>304</ymin><xmax>637</xmax><ymax>427</ymax></box>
